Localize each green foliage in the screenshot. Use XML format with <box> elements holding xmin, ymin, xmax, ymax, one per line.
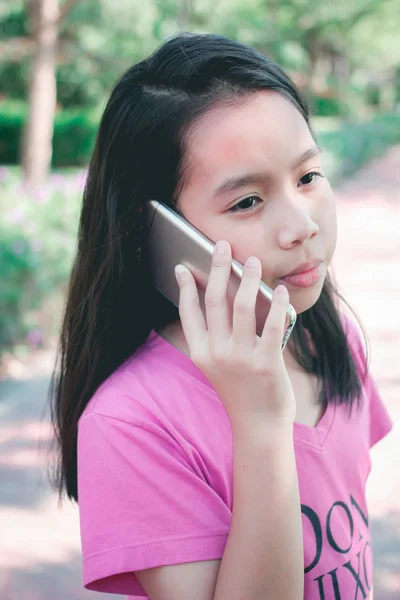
<box><xmin>0</xmin><ymin>100</ymin><xmax>25</xmax><ymax>163</ymax></box>
<box><xmin>0</xmin><ymin>228</ymin><xmax>41</xmax><ymax>349</ymax></box>
<box><xmin>310</xmin><ymin>94</ymin><xmax>344</xmax><ymax>117</ymax></box>
<box><xmin>0</xmin><ymin>3</ymin><xmax>27</xmax><ymax>37</ymax></box>
<box><xmin>0</xmin><ymin>165</ymin><xmax>82</xmax><ymax>352</ymax></box>
<box><xmin>0</xmin><ymin>101</ymin><xmax>97</xmax><ymax>165</ymax></box>
<box><xmin>1</xmin><ymin>0</ymin><xmax>400</xmax><ymax>113</ymax></box>
<box><xmin>0</xmin><ymin>60</ymin><xmax>29</xmax><ymax>98</ymax></box>
<box><xmin>52</xmin><ymin>109</ymin><xmax>98</xmax><ymax>166</ymax></box>
<box><xmin>316</xmin><ymin>113</ymin><xmax>400</xmax><ymax>181</ymax></box>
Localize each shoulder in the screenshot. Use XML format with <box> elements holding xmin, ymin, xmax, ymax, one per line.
<box><xmin>339</xmin><ymin>312</ymin><xmax>394</xmax><ymax>444</ymax></box>
<box><xmin>340</xmin><ymin>311</ymin><xmax>363</xmax><ymax>343</ymax></box>
<box><xmin>79</xmin><ymin>329</ymin><xmax>215</xmax><ymax>427</ymax></box>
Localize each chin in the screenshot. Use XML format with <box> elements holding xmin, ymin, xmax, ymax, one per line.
<box><xmin>288</xmin><ymin>281</ymin><xmax>325</xmax><ymax>315</ymax></box>
<box><xmin>255</xmin><ymin>280</ymin><xmax>324</xmax><ymax>336</ymax></box>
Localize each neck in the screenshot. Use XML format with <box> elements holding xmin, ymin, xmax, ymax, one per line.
<box><xmin>157</xmin><ymin>319</ymin><xmax>300</xmax><ymax>370</ymax></box>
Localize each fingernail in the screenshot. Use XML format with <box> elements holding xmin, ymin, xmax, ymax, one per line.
<box><xmin>215</xmin><ymin>240</ymin><xmax>228</xmax><ymax>254</ymax></box>
<box><xmin>245</xmin><ymin>256</ymin><xmax>259</xmax><ymax>268</ymax></box>
<box><xmin>275</xmin><ymin>284</ymin><xmax>288</xmax><ymax>299</ymax></box>
<box><xmin>175</xmin><ymin>264</ymin><xmax>187</xmax><ymax>283</ymax></box>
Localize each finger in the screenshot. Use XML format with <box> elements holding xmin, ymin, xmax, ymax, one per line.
<box><xmin>175</xmin><ymin>264</ymin><xmax>207</xmax><ymax>351</ymax></box>
<box><xmin>232</xmin><ymin>256</ymin><xmax>262</xmax><ymax>348</ymax></box>
<box><xmin>204</xmin><ymin>240</ymin><xmax>232</xmax><ymax>346</ymax></box>
<box><xmin>260</xmin><ymin>284</ymin><xmax>289</xmax><ymax>354</ymax></box>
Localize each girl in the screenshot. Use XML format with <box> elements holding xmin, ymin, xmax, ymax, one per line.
<box><xmin>50</xmin><ymin>33</ymin><xmax>393</xmax><ymax>600</ymax></box>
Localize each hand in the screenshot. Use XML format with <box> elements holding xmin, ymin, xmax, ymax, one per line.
<box><xmin>174</xmin><ymin>240</ymin><xmax>296</xmax><ymax>432</ymax></box>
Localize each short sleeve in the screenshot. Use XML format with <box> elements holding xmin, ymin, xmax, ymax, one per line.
<box><xmin>366</xmin><ymin>370</ymin><xmax>394</xmax><ymax>448</ymax></box>
<box><xmin>77</xmin><ymin>411</ymin><xmax>230</xmax><ymax>597</ymax></box>
<box><xmin>342</xmin><ymin>314</ymin><xmax>394</xmax><ymax>449</ymax></box>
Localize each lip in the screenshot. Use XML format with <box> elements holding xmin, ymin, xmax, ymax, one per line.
<box><xmin>281</xmin><ymin>261</ymin><xmax>324</xmax><ymax>288</ymax></box>
<box><xmin>283</xmin><ymin>259</ymin><xmax>323</xmax><ymax>277</ymax></box>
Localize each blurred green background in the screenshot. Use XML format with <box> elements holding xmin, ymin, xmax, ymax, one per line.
<box><xmin>1</xmin><ymin>0</ymin><xmax>400</xmax><ymax>363</ymax></box>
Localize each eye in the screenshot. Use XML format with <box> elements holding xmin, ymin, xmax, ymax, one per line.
<box><xmin>229</xmin><ymin>195</ymin><xmax>262</xmax><ymax>213</ymax></box>
<box><xmin>299</xmin><ymin>171</ymin><xmax>324</xmax><ymax>187</ymax></box>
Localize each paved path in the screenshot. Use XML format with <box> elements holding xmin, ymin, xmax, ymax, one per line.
<box><xmin>0</xmin><ymin>146</ymin><xmax>399</xmax><ymax>599</ymax></box>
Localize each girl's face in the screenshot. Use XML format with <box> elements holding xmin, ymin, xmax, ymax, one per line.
<box><xmin>177</xmin><ymin>91</ymin><xmax>337</xmax><ymax>315</ymax></box>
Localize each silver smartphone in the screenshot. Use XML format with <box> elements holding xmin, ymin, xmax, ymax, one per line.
<box><xmin>144</xmin><ymin>200</ymin><xmax>296</xmax><ymax>351</ymax></box>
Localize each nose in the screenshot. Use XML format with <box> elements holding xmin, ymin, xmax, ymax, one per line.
<box><xmin>276</xmin><ymin>196</ymin><xmax>319</xmax><ymax>249</ymax></box>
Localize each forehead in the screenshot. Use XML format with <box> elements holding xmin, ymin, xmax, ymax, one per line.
<box><xmin>183</xmin><ymin>91</ymin><xmax>314</xmax><ymax>188</ymax></box>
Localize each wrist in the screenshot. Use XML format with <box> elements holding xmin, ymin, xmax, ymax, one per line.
<box><xmin>231</xmin><ymin>416</ymin><xmax>294</xmax><ymax>445</ymax></box>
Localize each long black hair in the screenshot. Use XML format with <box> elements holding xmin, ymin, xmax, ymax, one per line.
<box><xmin>49</xmin><ymin>32</ymin><xmax>368</xmax><ymax>503</ymax></box>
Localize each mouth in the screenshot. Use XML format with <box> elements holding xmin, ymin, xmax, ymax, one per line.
<box><xmin>280</xmin><ymin>261</ymin><xmax>324</xmax><ymax>288</ymax></box>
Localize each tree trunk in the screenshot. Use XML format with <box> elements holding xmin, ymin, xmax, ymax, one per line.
<box><xmin>303</xmin><ymin>34</ymin><xmax>321</xmax><ymax>115</ymax></box>
<box><xmin>308</xmin><ymin>36</ymin><xmax>321</xmax><ymax>95</ymax></box>
<box><xmin>177</xmin><ymin>0</ymin><xmax>192</xmax><ymax>31</ymax></box>
<box><xmin>335</xmin><ymin>54</ymin><xmax>351</xmax><ymax>120</ymax></box>
<box><xmin>22</xmin><ymin>0</ymin><xmax>59</xmax><ymax>190</ymax></box>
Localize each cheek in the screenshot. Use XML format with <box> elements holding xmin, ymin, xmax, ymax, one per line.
<box><xmin>180</xmin><ymin>206</ymin><xmax>244</xmax><ymax>256</ymax></box>
<box><xmin>195</xmin><ymin>219</ymin><xmax>268</xmax><ymax>273</ymax></box>
<box><xmin>200</xmin><ymin>216</ymin><xmax>275</xmax><ymax>276</ymax></box>
<box><xmin>222</xmin><ymin>222</ymin><xmax>267</xmax><ymax>264</ymax></box>
<box><xmin>321</xmin><ymin>194</ymin><xmax>338</xmax><ymax>256</ymax></box>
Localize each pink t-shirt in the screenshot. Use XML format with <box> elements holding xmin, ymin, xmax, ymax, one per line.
<box><xmin>77</xmin><ymin>316</ymin><xmax>393</xmax><ymax>599</ymax></box>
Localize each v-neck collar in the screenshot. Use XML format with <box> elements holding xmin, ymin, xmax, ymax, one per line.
<box><xmin>293</xmin><ymin>401</ymin><xmax>336</xmax><ymax>449</ymax></box>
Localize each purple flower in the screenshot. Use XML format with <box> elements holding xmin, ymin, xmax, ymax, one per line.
<box><xmin>8</xmin><ymin>207</ymin><xmax>25</xmax><ymax>224</ymax></box>
<box><xmin>0</xmin><ymin>166</ymin><xmax>9</xmax><ymax>183</ymax></box>
<box><xmin>77</xmin><ymin>170</ymin><xmax>88</xmax><ymax>190</ymax></box>
<box><xmin>33</xmin><ymin>187</ymin><xmax>50</xmax><ymax>205</ymax></box>
<box><xmin>50</xmin><ymin>174</ymin><xmax>64</xmax><ymax>186</ymax></box>
<box><xmin>26</xmin><ymin>328</ymin><xmax>43</xmax><ymax>346</ymax></box>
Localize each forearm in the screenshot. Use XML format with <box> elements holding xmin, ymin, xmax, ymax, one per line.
<box><xmin>213</xmin><ymin>423</ymin><xmax>304</xmax><ymax>600</ymax></box>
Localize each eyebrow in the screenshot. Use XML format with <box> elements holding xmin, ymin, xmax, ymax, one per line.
<box><xmin>212</xmin><ymin>145</ymin><xmax>322</xmax><ymax>198</ymax></box>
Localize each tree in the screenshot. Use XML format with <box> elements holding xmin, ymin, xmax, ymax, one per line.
<box><xmin>1</xmin><ymin>0</ymin><xmax>399</xmax><ymax>179</ymax></box>
<box><xmin>22</xmin><ymin>0</ymin><xmax>79</xmax><ymax>190</ymax></box>
<box><xmin>177</xmin><ymin>0</ymin><xmax>193</xmax><ymax>30</ymax></box>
